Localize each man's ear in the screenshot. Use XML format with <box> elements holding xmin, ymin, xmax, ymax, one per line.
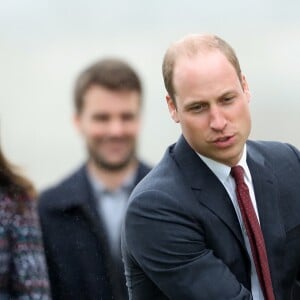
<box><xmin>241</xmin><ymin>74</ymin><xmax>251</xmax><ymax>102</ymax></box>
<box><xmin>73</xmin><ymin>113</ymin><xmax>82</xmax><ymax>133</ymax></box>
<box><xmin>166</xmin><ymin>95</ymin><xmax>179</xmax><ymax>123</ymax></box>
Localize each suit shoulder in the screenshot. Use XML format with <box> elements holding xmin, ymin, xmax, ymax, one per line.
<box><xmin>248</xmin><ymin>140</ymin><xmax>300</xmax><ymax>158</ymax></box>
<box><xmin>133</xmin><ymin>154</ymin><xmax>176</xmax><ymax>191</ymax></box>
<box><xmin>136</xmin><ymin>160</ymin><xmax>152</xmax><ymax>182</ymax></box>
<box><xmin>38</xmin><ymin>165</ymin><xmax>85</xmax><ymax>208</ymax></box>
<box><xmin>128</xmin><ymin>153</ymin><xmax>189</xmax><ymax>214</ymax></box>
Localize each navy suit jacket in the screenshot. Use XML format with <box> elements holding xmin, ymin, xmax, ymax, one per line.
<box><xmin>122</xmin><ymin>136</ymin><xmax>300</xmax><ymax>300</ymax></box>
<box><xmin>39</xmin><ymin>161</ymin><xmax>151</xmax><ymax>300</ymax></box>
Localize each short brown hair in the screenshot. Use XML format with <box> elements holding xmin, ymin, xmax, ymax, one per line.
<box><xmin>74</xmin><ymin>58</ymin><xmax>142</xmax><ymax>113</ymax></box>
<box><xmin>162</xmin><ymin>34</ymin><xmax>242</xmax><ymax>102</ymax></box>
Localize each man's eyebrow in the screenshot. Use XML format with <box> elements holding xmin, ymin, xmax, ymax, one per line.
<box><xmin>213</xmin><ymin>90</ymin><xmax>237</xmax><ymax>100</ymax></box>
<box><xmin>183</xmin><ymin>100</ymin><xmax>207</xmax><ymax>109</ymax></box>
<box><xmin>92</xmin><ymin>112</ymin><xmax>109</xmax><ymax>117</ymax></box>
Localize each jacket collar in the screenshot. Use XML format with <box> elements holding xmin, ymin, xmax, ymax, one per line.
<box><xmin>246</xmin><ymin>142</ymin><xmax>285</xmax><ymax>294</ymax></box>
<box><xmin>172</xmin><ymin>136</ymin><xmax>284</xmax><ymax>289</ymax></box>
<box><xmin>52</xmin><ymin>164</ymin><xmax>94</xmax><ymax>211</ymax></box>
<box><xmin>172</xmin><ymin>136</ymin><xmax>245</xmax><ymax>249</ymax></box>
<box><xmin>57</xmin><ymin>161</ymin><xmax>150</xmax><ymax>211</ymax></box>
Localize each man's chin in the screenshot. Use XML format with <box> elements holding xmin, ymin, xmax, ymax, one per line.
<box><xmin>92</xmin><ymin>156</ymin><xmax>135</xmax><ymax>171</ymax></box>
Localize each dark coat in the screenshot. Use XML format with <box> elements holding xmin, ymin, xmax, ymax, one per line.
<box><xmin>122</xmin><ymin>136</ymin><xmax>300</xmax><ymax>299</ymax></box>
<box><xmin>39</xmin><ymin>161</ymin><xmax>151</xmax><ymax>300</ymax></box>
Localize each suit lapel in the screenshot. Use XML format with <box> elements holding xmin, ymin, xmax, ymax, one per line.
<box><xmin>246</xmin><ymin>143</ymin><xmax>285</xmax><ymax>290</ymax></box>
<box><xmin>172</xmin><ymin>137</ymin><xmax>285</xmax><ymax>292</ymax></box>
<box><xmin>60</xmin><ymin>166</ymin><xmax>122</xmax><ymax>299</ymax></box>
<box><xmin>62</xmin><ymin>166</ymin><xmax>106</xmax><ymax>243</ymax></box>
<box><xmin>172</xmin><ymin>136</ymin><xmax>246</xmax><ymax>251</ymax></box>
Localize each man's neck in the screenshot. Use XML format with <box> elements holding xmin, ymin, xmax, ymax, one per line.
<box><xmin>87</xmin><ymin>158</ymin><xmax>138</xmax><ymax>191</ymax></box>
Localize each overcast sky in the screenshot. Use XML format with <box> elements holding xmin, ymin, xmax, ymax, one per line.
<box><xmin>1</xmin><ymin>0</ymin><xmax>300</xmax><ymax>189</ymax></box>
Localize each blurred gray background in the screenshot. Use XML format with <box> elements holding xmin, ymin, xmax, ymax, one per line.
<box><xmin>1</xmin><ymin>0</ymin><xmax>300</xmax><ymax>190</ymax></box>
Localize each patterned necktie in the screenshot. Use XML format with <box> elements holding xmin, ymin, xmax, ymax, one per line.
<box><xmin>231</xmin><ymin>166</ymin><xmax>275</xmax><ymax>300</ymax></box>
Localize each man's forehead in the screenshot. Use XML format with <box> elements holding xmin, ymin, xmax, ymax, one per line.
<box><xmin>172</xmin><ymin>50</ymin><xmax>243</xmax><ymax>97</ymax></box>
<box><xmin>173</xmin><ymin>50</ymin><xmax>228</xmax><ymax>80</ymax></box>
<box><xmin>175</xmin><ymin>48</ymin><xmax>223</xmax><ymax>66</ymax></box>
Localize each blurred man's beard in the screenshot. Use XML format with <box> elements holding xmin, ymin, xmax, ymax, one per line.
<box><xmin>87</xmin><ymin>144</ymin><xmax>136</xmax><ymax>171</ymax></box>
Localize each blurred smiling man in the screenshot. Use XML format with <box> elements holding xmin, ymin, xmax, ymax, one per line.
<box><xmin>39</xmin><ymin>58</ymin><xmax>151</xmax><ymax>300</ymax></box>
<box><xmin>75</xmin><ymin>72</ymin><xmax>140</xmax><ymax>172</ymax></box>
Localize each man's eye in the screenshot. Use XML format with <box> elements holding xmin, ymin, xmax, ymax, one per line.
<box><xmin>93</xmin><ymin>115</ymin><xmax>109</xmax><ymax>121</ymax></box>
<box><xmin>190</xmin><ymin>104</ymin><xmax>208</xmax><ymax>112</ymax></box>
<box><xmin>223</xmin><ymin>96</ymin><xmax>234</xmax><ymax>103</ymax></box>
<box><xmin>122</xmin><ymin>114</ymin><xmax>135</xmax><ymax>121</ymax></box>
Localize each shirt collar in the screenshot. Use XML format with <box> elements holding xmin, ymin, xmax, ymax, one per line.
<box><xmin>196</xmin><ymin>145</ymin><xmax>249</xmax><ymax>184</ymax></box>
<box><xmin>86</xmin><ymin>167</ymin><xmax>137</xmax><ymax>196</ymax></box>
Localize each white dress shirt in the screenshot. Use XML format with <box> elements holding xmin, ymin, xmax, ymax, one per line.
<box><xmin>197</xmin><ymin>145</ymin><xmax>264</xmax><ymax>300</ymax></box>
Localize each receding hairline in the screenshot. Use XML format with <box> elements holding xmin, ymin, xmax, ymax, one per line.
<box><xmin>164</xmin><ymin>33</ymin><xmax>235</xmax><ymax>63</ymax></box>
<box><xmin>162</xmin><ymin>33</ymin><xmax>242</xmax><ymax>101</ymax></box>
<box><xmin>170</xmin><ymin>34</ymin><xmax>217</xmax><ymax>53</ymax></box>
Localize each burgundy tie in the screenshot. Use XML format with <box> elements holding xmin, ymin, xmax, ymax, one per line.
<box><xmin>231</xmin><ymin>166</ymin><xmax>275</xmax><ymax>300</ymax></box>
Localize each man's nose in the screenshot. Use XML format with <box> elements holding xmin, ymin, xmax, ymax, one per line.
<box><xmin>108</xmin><ymin>119</ymin><xmax>125</xmax><ymax>136</ymax></box>
<box><xmin>209</xmin><ymin>107</ymin><xmax>227</xmax><ymax>131</ymax></box>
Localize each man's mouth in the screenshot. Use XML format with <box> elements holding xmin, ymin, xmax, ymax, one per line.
<box><xmin>215</xmin><ymin>136</ymin><xmax>230</xmax><ymax>142</ymax></box>
<box><xmin>211</xmin><ymin>135</ymin><xmax>235</xmax><ymax>148</ymax></box>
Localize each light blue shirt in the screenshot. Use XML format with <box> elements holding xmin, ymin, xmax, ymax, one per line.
<box><xmin>197</xmin><ymin>145</ymin><xmax>264</xmax><ymax>300</ymax></box>
<box><xmin>88</xmin><ymin>171</ymin><xmax>136</xmax><ymax>258</ymax></box>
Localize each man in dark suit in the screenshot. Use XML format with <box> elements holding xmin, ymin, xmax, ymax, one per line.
<box><xmin>39</xmin><ymin>58</ymin><xmax>151</xmax><ymax>300</ymax></box>
<box><xmin>121</xmin><ymin>34</ymin><xmax>300</xmax><ymax>299</ymax></box>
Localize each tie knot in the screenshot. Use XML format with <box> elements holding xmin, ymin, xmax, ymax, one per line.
<box><xmin>231</xmin><ymin>165</ymin><xmax>245</xmax><ymax>184</ymax></box>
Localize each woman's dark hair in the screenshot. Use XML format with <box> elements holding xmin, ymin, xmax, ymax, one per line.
<box><xmin>0</xmin><ymin>147</ymin><xmax>36</xmax><ymax>201</ymax></box>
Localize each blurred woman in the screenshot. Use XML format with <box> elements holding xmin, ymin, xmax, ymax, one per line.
<box><xmin>0</xmin><ymin>146</ymin><xmax>50</xmax><ymax>299</ymax></box>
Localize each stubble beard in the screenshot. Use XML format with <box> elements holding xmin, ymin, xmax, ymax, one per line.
<box><xmin>87</xmin><ymin>142</ymin><xmax>137</xmax><ymax>172</ymax></box>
